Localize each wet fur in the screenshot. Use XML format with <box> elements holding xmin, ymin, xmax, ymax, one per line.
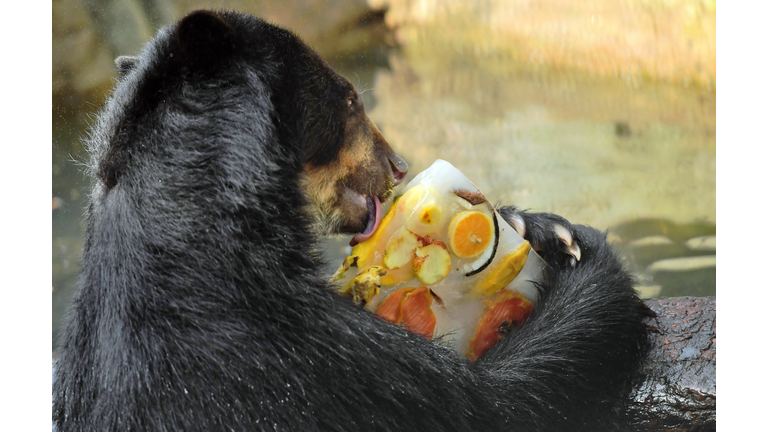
<box><xmin>53</xmin><ymin>10</ymin><xmax>648</xmax><ymax>432</ymax></box>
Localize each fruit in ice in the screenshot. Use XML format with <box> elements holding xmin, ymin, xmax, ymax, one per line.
<box><xmin>383</xmin><ymin>227</ymin><xmax>420</xmax><ymax>270</ymax></box>
<box><xmin>376</xmin><ymin>286</ymin><xmax>436</xmax><ymax>339</ymax></box>
<box><xmin>412</xmin><ymin>242</ymin><xmax>452</xmax><ymax>285</ymax></box>
<box><xmin>468</xmin><ymin>290</ymin><xmax>534</xmax><ymax>360</ymax></box>
<box><xmin>471</xmin><ymin>241</ymin><xmax>531</xmax><ymax>297</ymax></box>
<box><xmin>448</xmin><ymin>210</ymin><xmax>494</xmax><ymax>259</ymax></box>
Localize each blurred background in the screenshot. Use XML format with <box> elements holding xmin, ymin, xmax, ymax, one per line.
<box><xmin>52</xmin><ymin>0</ymin><xmax>716</xmax><ymax>352</ymax></box>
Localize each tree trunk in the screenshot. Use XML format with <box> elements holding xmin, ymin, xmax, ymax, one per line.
<box><xmin>626</xmin><ymin>297</ymin><xmax>716</xmax><ymax>431</ymax></box>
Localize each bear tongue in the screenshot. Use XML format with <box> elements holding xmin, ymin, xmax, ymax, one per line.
<box><xmin>350</xmin><ymin>195</ymin><xmax>382</xmax><ymax>247</ymax></box>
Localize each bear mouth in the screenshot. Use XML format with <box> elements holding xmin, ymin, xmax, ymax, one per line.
<box><xmin>349</xmin><ymin>194</ymin><xmax>382</xmax><ymax>247</ymax></box>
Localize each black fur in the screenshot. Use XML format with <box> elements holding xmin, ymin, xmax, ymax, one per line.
<box><xmin>53</xmin><ymin>10</ymin><xmax>648</xmax><ymax>431</ymax></box>
<box><xmin>114</xmin><ymin>56</ymin><xmax>139</xmax><ymax>78</ymax></box>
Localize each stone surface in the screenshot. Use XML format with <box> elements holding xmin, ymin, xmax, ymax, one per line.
<box><xmin>635</xmin><ymin>285</ymin><xmax>662</xmax><ymax>300</ymax></box>
<box><xmin>648</xmin><ymin>256</ymin><xmax>716</xmax><ymax>273</ymax></box>
<box><xmin>685</xmin><ymin>236</ymin><xmax>716</xmax><ymax>251</ymax></box>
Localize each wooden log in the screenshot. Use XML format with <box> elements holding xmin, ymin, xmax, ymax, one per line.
<box><xmin>626</xmin><ymin>297</ymin><xmax>716</xmax><ymax>431</ymax></box>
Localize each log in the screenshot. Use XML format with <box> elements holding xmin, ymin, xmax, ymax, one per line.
<box><xmin>626</xmin><ymin>297</ymin><xmax>716</xmax><ymax>431</ymax></box>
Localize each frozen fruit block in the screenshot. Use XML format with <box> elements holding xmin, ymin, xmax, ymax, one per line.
<box><xmin>333</xmin><ymin>160</ymin><xmax>545</xmax><ymax>358</ymax></box>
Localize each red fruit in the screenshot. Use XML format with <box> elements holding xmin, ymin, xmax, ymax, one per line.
<box><xmin>468</xmin><ymin>290</ymin><xmax>534</xmax><ymax>360</ymax></box>
<box><xmin>399</xmin><ymin>286</ymin><xmax>436</xmax><ymax>340</ymax></box>
<box><xmin>375</xmin><ymin>286</ymin><xmax>436</xmax><ymax>340</ymax></box>
<box><xmin>376</xmin><ymin>287</ymin><xmax>415</xmax><ymax>324</ymax></box>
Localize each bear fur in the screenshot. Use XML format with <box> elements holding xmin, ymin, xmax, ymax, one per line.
<box><xmin>52</xmin><ymin>10</ymin><xmax>648</xmax><ymax>432</ymax></box>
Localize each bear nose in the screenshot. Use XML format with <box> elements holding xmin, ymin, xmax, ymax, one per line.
<box><xmin>389</xmin><ymin>155</ymin><xmax>408</xmax><ymax>185</ymax></box>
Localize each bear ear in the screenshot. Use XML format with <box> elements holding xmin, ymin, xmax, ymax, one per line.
<box><xmin>176</xmin><ymin>10</ymin><xmax>234</xmax><ymax>63</ymax></box>
<box><xmin>115</xmin><ymin>56</ymin><xmax>139</xmax><ymax>78</ymax></box>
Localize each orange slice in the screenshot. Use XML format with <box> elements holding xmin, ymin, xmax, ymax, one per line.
<box><xmin>448</xmin><ymin>211</ymin><xmax>494</xmax><ymax>258</ymax></box>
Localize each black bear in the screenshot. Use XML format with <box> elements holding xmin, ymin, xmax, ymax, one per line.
<box><xmin>53</xmin><ymin>10</ymin><xmax>648</xmax><ymax>432</ymax></box>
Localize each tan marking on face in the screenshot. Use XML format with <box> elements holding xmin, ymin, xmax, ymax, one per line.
<box><xmin>301</xmin><ymin>136</ymin><xmax>378</xmax><ymax>236</ymax></box>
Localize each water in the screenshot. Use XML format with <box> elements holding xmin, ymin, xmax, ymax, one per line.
<box><xmin>52</xmin><ymin>4</ymin><xmax>715</xmax><ymax>351</ymax></box>
<box><xmin>325</xmin><ymin>52</ymin><xmax>716</xmax><ymax>301</ymax></box>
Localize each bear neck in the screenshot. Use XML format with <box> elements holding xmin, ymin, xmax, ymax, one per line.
<box><xmin>77</xmin><ymin>160</ymin><xmax>329</xmax><ymax>318</ymax></box>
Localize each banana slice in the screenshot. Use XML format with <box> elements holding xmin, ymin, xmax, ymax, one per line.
<box><xmin>471</xmin><ymin>241</ymin><xmax>531</xmax><ymax>298</ymax></box>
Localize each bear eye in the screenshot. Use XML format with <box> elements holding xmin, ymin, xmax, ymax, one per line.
<box><xmin>347</xmin><ymin>97</ymin><xmax>355</xmax><ymax>108</ymax></box>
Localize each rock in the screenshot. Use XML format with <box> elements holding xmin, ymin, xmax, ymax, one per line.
<box><xmin>685</xmin><ymin>235</ymin><xmax>716</xmax><ymax>251</ymax></box>
<box><xmin>646</xmin><ymin>256</ymin><xmax>716</xmax><ymax>298</ymax></box>
<box><xmin>627</xmin><ymin>235</ymin><xmax>674</xmax><ymax>247</ymax></box>
<box><xmin>634</xmin><ymin>285</ymin><xmax>662</xmax><ymax>299</ymax></box>
<box><xmin>648</xmin><ymin>256</ymin><xmax>716</xmax><ymax>273</ymax></box>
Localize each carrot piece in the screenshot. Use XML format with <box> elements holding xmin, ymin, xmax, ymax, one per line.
<box><xmin>399</xmin><ymin>286</ymin><xmax>436</xmax><ymax>340</ymax></box>
<box><xmin>375</xmin><ymin>287</ymin><xmax>415</xmax><ymax>324</ymax></box>
<box><xmin>375</xmin><ymin>286</ymin><xmax>436</xmax><ymax>340</ymax></box>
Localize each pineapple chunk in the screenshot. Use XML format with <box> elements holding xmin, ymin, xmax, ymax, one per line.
<box><xmin>339</xmin><ymin>265</ymin><xmax>387</xmax><ymax>305</ymax></box>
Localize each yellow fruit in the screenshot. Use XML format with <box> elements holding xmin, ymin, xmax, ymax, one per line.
<box><xmin>448</xmin><ymin>211</ymin><xmax>494</xmax><ymax>258</ymax></box>
<box><xmin>397</xmin><ymin>184</ymin><xmax>443</xmax><ymax>236</ymax></box>
<box><xmin>332</xmin><ymin>255</ymin><xmax>358</xmax><ymax>282</ymax></box>
<box><xmin>383</xmin><ymin>227</ymin><xmax>420</xmax><ymax>270</ymax></box>
<box><xmin>471</xmin><ymin>241</ymin><xmax>531</xmax><ymax>298</ymax></box>
<box><xmin>413</xmin><ymin>242</ymin><xmax>452</xmax><ymax>285</ymax></box>
<box><xmin>380</xmin><ymin>274</ymin><xmax>397</xmax><ymax>286</ymax></box>
<box><xmin>350</xmin><ymin>196</ymin><xmax>400</xmax><ymax>267</ymax></box>
<box><xmin>406</xmin><ymin>204</ymin><xmax>441</xmax><ymax>236</ymax></box>
<box><xmin>467</xmin><ymin>290</ymin><xmax>534</xmax><ymax>360</ymax></box>
<box><xmin>396</xmin><ymin>184</ymin><xmax>426</xmax><ymax>215</ymax></box>
<box><xmin>340</xmin><ymin>265</ymin><xmax>387</xmax><ymax>305</ymax></box>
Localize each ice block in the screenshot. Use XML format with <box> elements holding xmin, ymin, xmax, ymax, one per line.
<box><xmin>333</xmin><ymin>160</ymin><xmax>545</xmax><ymax>359</ymax></box>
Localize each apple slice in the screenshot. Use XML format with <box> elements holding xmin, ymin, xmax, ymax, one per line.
<box><xmin>397</xmin><ymin>184</ymin><xmax>443</xmax><ymax>236</ymax></box>
<box><xmin>412</xmin><ymin>242</ymin><xmax>452</xmax><ymax>285</ymax></box>
<box><xmin>383</xmin><ymin>227</ymin><xmax>420</xmax><ymax>270</ymax></box>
